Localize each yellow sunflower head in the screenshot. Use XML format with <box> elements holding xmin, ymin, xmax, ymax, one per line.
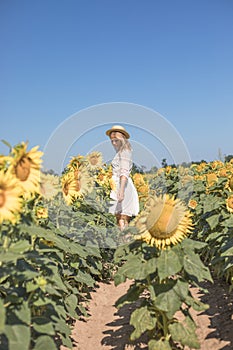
<box><xmin>10</xmin><ymin>142</ymin><xmax>43</xmax><ymax>198</ymax></box>
<box><xmin>226</xmin><ymin>175</ymin><xmax>233</xmax><ymax>192</ymax></box>
<box><xmin>206</xmin><ymin>173</ymin><xmax>218</xmax><ymax>187</ymax></box>
<box><xmin>67</xmin><ymin>155</ymin><xmax>85</xmax><ymax>170</ymax></box>
<box><xmin>211</xmin><ymin>160</ymin><xmax>223</xmax><ymax>170</ymax></box>
<box><xmin>188</xmin><ymin>199</ymin><xmax>198</xmax><ymax>210</ymax></box>
<box><xmin>61</xmin><ymin>168</ymin><xmax>93</xmax><ymax>205</ymax></box>
<box><xmin>134</xmin><ymin>194</ymin><xmax>194</xmax><ymax>250</ymax></box>
<box><xmin>0</xmin><ymin>170</ymin><xmax>23</xmax><ymax>224</ymax></box>
<box><xmin>196</xmin><ymin>162</ymin><xmax>207</xmax><ymax>173</ymax></box>
<box><xmin>226</xmin><ymin>195</ymin><xmax>233</xmax><ymax>213</ymax></box>
<box><xmin>133</xmin><ymin>173</ymin><xmax>145</xmax><ymax>187</ymax></box>
<box><xmin>218</xmin><ymin>168</ymin><xmax>229</xmax><ymax>178</ymax></box>
<box><xmin>35</xmin><ymin>206</ymin><xmax>48</xmax><ymax>219</ymax></box>
<box><xmin>86</xmin><ymin>151</ymin><xmax>103</xmax><ymax>170</ymax></box>
<box><xmin>165</xmin><ymin>165</ymin><xmax>172</xmax><ymax>174</ymax></box>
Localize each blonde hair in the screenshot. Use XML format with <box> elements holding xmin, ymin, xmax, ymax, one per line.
<box><xmin>110</xmin><ymin>131</ymin><xmax>132</xmax><ymax>152</ymax></box>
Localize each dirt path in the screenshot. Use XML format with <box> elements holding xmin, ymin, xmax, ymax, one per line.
<box><xmin>61</xmin><ymin>278</ymin><xmax>233</xmax><ymax>350</ymax></box>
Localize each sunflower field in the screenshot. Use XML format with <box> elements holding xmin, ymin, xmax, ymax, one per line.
<box><xmin>0</xmin><ymin>141</ymin><xmax>233</xmax><ymax>350</ymax></box>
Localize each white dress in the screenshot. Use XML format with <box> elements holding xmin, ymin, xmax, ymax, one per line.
<box><xmin>109</xmin><ymin>149</ymin><xmax>139</xmax><ymax>217</ymax></box>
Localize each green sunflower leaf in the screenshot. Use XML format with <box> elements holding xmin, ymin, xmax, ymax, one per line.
<box><xmin>130</xmin><ymin>305</ymin><xmax>156</xmax><ymax>341</ymax></box>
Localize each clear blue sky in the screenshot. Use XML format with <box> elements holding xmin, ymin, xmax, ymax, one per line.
<box><xmin>1</xmin><ymin>0</ymin><xmax>233</xmax><ymax>172</ymax></box>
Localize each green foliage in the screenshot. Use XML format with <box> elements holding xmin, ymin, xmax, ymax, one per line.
<box><xmin>0</xmin><ymin>183</ymin><xmax>119</xmax><ymax>349</ymax></box>
<box><xmin>114</xmin><ymin>239</ymin><xmax>212</xmax><ymax>349</ymax></box>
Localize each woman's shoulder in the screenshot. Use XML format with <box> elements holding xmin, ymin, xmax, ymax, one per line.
<box><xmin>119</xmin><ymin>149</ymin><xmax>132</xmax><ymax>159</ymax></box>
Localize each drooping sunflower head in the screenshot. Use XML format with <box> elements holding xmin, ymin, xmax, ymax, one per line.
<box><xmin>10</xmin><ymin>142</ymin><xmax>43</xmax><ymax>197</ymax></box>
<box><xmin>0</xmin><ymin>170</ymin><xmax>22</xmax><ymax>224</ymax></box>
<box><xmin>226</xmin><ymin>194</ymin><xmax>233</xmax><ymax>213</ymax></box>
<box><xmin>134</xmin><ymin>194</ymin><xmax>194</xmax><ymax>249</ymax></box>
<box><xmin>61</xmin><ymin>168</ymin><xmax>93</xmax><ymax>205</ymax></box>
<box><xmin>86</xmin><ymin>151</ymin><xmax>103</xmax><ymax>170</ymax></box>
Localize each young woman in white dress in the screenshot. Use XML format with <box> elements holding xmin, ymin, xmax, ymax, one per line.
<box><xmin>106</xmin><ymin>125</ymin><xmax>139</xmax><ymax>231</ymax></box>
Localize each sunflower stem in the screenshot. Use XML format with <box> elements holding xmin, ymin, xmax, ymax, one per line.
<box><xmin>3</xmin><ymin>235</ymin><xmax>9</xmax><ymax>250</ymax></box>
<box><xmin>161</xmin><ymin>311</ymin><xmax>169</xmax><ymax>336</ymax></box>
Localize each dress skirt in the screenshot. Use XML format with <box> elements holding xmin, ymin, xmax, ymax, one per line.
<box><xmin>109</xmin><ymin>175</ymin><xmax>139</xmax><ymax>217</ymax></box>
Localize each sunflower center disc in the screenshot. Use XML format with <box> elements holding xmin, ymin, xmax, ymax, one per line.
<box><xmin>15</xmin><ymin>157</ymin><xmax>31</xmax><ymax>181</ymax></box>
<box><xmin>147</xmin><ymin>205</ymin><xmax>180</xmax><ymax>239</ymax></box>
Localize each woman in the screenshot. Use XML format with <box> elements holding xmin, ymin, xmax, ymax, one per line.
<box><xmin>106</xmin><ymin>125</ymin><xmax>139</xmax><ymax>230</ymax></box>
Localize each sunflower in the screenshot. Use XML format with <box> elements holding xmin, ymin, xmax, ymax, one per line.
<box><xmin>35</xmin><ymin>206</ymin><xmax>48</xmax><ymax>219</ymax></box>
<box><xmin>188</xmin><ymin>199</ymin><xmax>198</xmax><ymax>210</ymax></box>
<box><xmin>40</xmin><ymin>172</ymin><xmax>61</xmax><ymax>200</ymax></box>
<box><xmin>206</xmin><ymin>173</ymin><xmax>218</xmax><ymax>187</ymax></box>
<box><xmin>61</xmin><ymin>168</ymin><xmax>93</xmax><ymax>205</ymax></box>
<box><xmin>0</xmin><ymin>170</ymin><xmax>22</xmax><ymax>224</ymax></box>
<box><xmin>218</xmin><ymin>168</ymin><xmax>229</xmax><ymax>178</ymax></box>
<box><xmin>226</xmin><ymin>175</ymin><xmax>233</xmax><ymax>192</ymax></box>
<box><xmin>210</xmin><ymin>160</ymin><xmax>223</xmax><ymax>170</ymax></box>
<box><xmin>10</xmin><ymin>142</ymin><xmax>43</xmax><ymax>197</ymax></box>
<box><xmin>165</xmin><ymin>165</ymin><xmax>172</xmax><ymax>174</ymax></box>
<box><xmin>133</xmin><ymin>173</ymin><xmax>145</xmax><ymax>187</ymax></box>
<box><xmin>67</xmin><ymin>155</ymin><xmax>85</xmax><ymax>171</ymax></box>
<box><xmin>86</xmin><ymin>151</ymin><xmax>102</xmax><ymax>170</ymax></box>
<box><xmin>226</xmin><ymin>195</ymin><xmax>233</xmax><ymax>213</ymax></box>
<box><xmin>134</xmin><ymin>194</ymin><xmax>193</xmax><ymax>249</ymax></box>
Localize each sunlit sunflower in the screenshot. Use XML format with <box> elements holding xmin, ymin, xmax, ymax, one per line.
<box><xmin>165</xmin><ymin>165</ymin><xmax>172</xmax><ymax>174</ymax></box>
<box><xmin>133</xmin><ymin>173</ymin><xmax>145</xmax><ymax>187</ymax></box>
<box><xmin>134</xmin><ymin>194</ymin><xmax>194</xmax><ymax>249</ymax></box>
<box><xmin>0</xmin><ymin>170</ymin><xmax>22</xmax><ymax>224</ymax></box>
<box><xmin>40</xmin><ymin>172</ymin><xmax>61</xmax><ymax>200</ymax></box>
<box><xmin>206</xmin><ymin>173</ymin><xmax>218</xmax><ymax>187</ymax></box>
<box><xmin>226</xmin><ymin>175</ymin><xmax>233</xmax><ymax>192</ymax></box>
<box><xmin>35</xmin><ymin>206</ymin><xmax>48</xmax><ymax>219</ymax></box>
<box><xmin>67</xmin><ymin>155</ymin><xmax>85</xmax><ymax>171</ymax></box>
<box><xmin>61</xmin><ymin>168</ymin><xmax>93</xmax><ymax>205</ymax></box>
<box><xmin>194</xmin><ymin>174</ymin><xmax>205</xmax><ymax>181</ymax></box>
<box><xmin>188</xmin><ymin>199</ymin><xmax>198</xmax><ymax>210</ymax></box>
<box><xmin>218</xmin><ymin>168</ymin><xmax>229</xmax><ymax>178</ymax></box>
<box><xmin>226</xmin><ymin>194</ymin><xmax>233</xmax><ymax>213</ymax></box>
<box><xmin>109</xmin><ymin>178</ymin><xmax>116</xmax><ymax>191</ymax></box>
<box><xmin>157</xmin><ymin>168</ymin><xmax>165</xmax><ymax>176</ymax></box>
<box><xmin>196</xmin><ymin>162</ymin><xmax>207</xmax><ymax>173</ymax></box>
<box><xmin>210</xmin><ymin>160</ymin><xmax>223</xmax><ymax>170</ymax></box>
<box><xmin>10</xmin><ymin>142</ymin><xmax>43</xmax><ymax>197</ymax></box>
<box><xmin>86</xmin><ymin>151</ymin><xmax>102</xmax><ymax>170</ymax></box>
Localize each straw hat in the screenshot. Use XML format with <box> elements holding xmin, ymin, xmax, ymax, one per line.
<box><xmin>105</xmin><ymin>125</ymin><xmax>130</xmax><ymax>139</ymax></box>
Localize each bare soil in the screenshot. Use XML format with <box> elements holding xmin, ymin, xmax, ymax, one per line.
<box><xmin>61</xmin><ymin>277</ymin><xmax>233</xmax><ymax>350</ymax></box>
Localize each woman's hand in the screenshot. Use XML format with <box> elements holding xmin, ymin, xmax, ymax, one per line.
<box><xmin>117</xmin><ymin>190</ymin><xmax>125</xmax><ymax>202</ymax></box>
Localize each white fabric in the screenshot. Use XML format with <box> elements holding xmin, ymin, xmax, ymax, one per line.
<box><xmin>109</xmin><ymin>150</ymin><xmax>140</xmax><ymax>217</ymax></box>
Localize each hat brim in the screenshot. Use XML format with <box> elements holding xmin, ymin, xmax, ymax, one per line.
<box><xmin>105</xmin><ymin>128</ymin><xmax>130</xmax><ymax>139</ymax></box>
